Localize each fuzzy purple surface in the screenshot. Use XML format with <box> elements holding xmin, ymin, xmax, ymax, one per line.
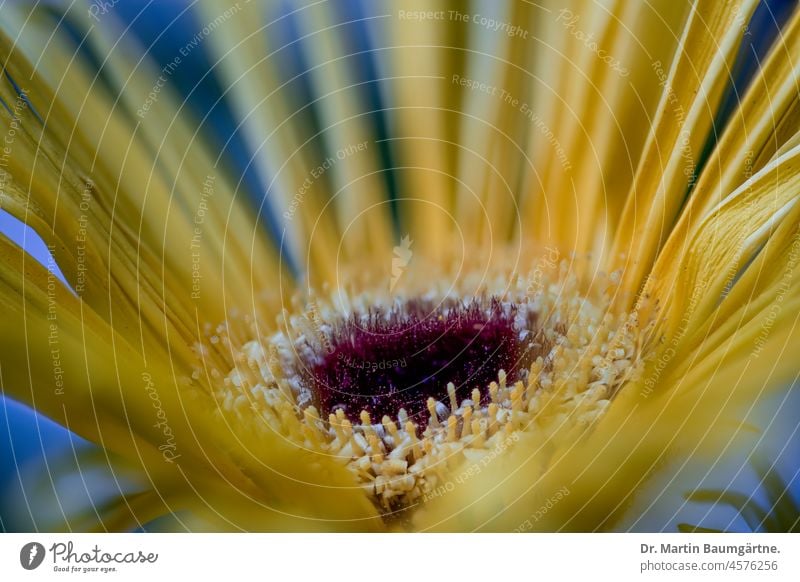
<box><xmin>305</xmin><ymin>298</ymin><xmax>532</xmax><ymax>427</ymax></box>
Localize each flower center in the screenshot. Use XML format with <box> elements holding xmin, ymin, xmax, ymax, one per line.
<box><xmin>305</xmin><ymin>299</ymin><xmax>536</xmax><ymax>428</ymax></box>
<box><xmin>204</xmin><ymin>262</ymin><xmax>645</xmax><ymax>516</ymax></box>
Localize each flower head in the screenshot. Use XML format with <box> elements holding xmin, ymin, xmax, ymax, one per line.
<box><xmin>0</xmin><ymin>0</ymin><xmax>798</xmax><ymax>532</ymax></box>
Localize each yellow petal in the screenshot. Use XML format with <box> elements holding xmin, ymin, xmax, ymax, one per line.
<box><xmin>610</xmin><ymin>0</ymin><xmax>760</xmax><ymax>294</ymax></box>
<box><xmin>648</xmin><ymin>142</ymin><xmax>800</xmax><ymax>344</ymax></box>
<box><xmin>0</xmin><ymin>233</ymin><xmax>381</xmax><ymax>530</ymax></box>
<box><xmin>196</xmin><ymin>0</ymin><xmax>342</xmax><ymax>285</ymax></box>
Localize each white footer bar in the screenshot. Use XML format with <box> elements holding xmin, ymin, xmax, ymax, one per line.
<box><xmin>2</xmin><ymin>533</ymin><xmax>799</xmax><ymax>581</ymax></box>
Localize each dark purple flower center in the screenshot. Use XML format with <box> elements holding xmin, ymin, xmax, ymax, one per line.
<box><xmin>305</xmin><ymin>298</ymin><xmax>536</xmax><ymax>427</ymax></box>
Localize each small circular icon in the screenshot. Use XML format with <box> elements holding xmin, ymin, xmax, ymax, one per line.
<box><xmin>20</xmin><ymin>542</ymin><xmax>46</xmax><ymax>570</ymax></box>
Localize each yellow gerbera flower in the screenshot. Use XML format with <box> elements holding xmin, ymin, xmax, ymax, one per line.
<box><xmin>1</xmin><ymin>0</ymin><xmax>798</xmax><ymax>532</ymax></box>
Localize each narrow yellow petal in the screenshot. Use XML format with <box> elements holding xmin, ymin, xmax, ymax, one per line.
<box><xmin>287</xmin><ymin>0</ymin><xmax>394</xmax><ymax>263</ymax></box>
<box><xmin>0</xmin><ymin>233</ymin><xmax>382</xmax><ymax>529</ymax></box>
<box><xmin>610</xmin><ymin>0</ymin><xmax>760</xmax><ymax>294</ymax></box>
<box><xmin>367</xmin><ymin>0</ymin><xmax>468</xmax><ymax>262</ymax></box>
<box><xmin>197</xmin><ymin>0</ymin><xmax>341</xmax><ymax>286</ymax></box>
